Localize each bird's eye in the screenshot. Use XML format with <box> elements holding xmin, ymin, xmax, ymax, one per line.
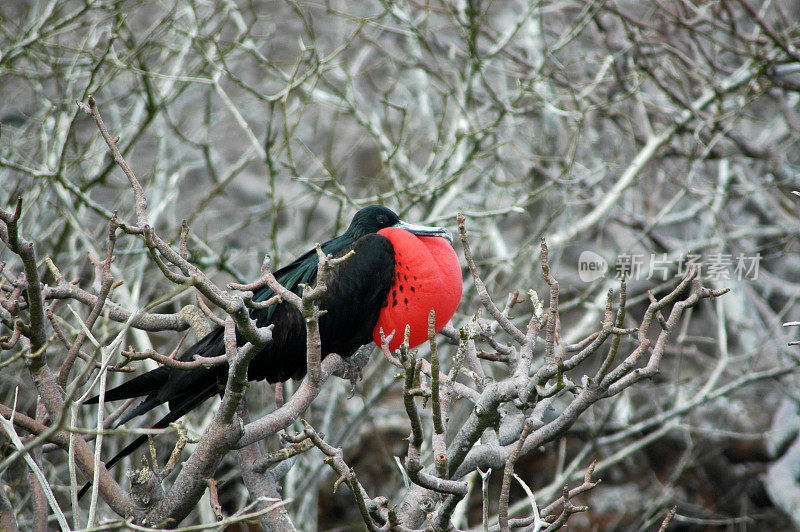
<box><xmin>377</xmin><ymin>215</ymin><xmax>388</xmax><ymax>225</ymax></box>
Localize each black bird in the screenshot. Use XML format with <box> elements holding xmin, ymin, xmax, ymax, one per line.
<box><xmin>81</xmin><ymin>205</ymin><xmax>461</xmax><ymax>496</ymax></box>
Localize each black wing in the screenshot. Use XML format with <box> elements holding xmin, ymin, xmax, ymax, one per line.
<box><xmin>86</xmin><ymin>234</ymin><xmax>352</xmax><ymax>409</ymax></box>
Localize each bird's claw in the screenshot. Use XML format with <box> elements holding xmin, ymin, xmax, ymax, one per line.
<box><xmin>341</xmin><ymin>357</ymin><xmax>362</xmax><ymax>397</ymax></box>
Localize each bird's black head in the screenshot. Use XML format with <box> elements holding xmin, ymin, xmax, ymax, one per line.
<box><xmin>346</xmin><ymin>205</ymin><xmax>401</xmax><ymax>238</ymax></box>
<box><xmin>346</xmin><ymin>205</ymin><xmax>453</xmax><ymax>242</ymax></box>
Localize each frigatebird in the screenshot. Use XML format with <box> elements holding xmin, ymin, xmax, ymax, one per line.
<box><xmin>81</xmin><ymin>205</ymin><xmax>462</xmax><ymax>496</ymax></box>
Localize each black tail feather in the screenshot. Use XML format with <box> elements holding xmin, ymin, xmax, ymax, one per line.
<box><xmin>78</xmin><ymin>381</ymin><xmax>217</xmax><ymax>500</ymax></box>
<box><xmin>115</xmin><ymin>396</ymin><xmax>164</xmax><ymax>428</ymax></box>
<box><xmin>85</xmin><ymin>367</ymin><xmax>170</xmax><ymax>404</ymax></box>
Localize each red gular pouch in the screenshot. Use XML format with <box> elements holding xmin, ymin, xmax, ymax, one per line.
<box><xmin>373</xmin><ymin>226</ymin><xmax>463</xmax><ymax>351</ymax></box>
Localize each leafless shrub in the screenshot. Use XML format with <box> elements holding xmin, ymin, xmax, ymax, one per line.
<box><xmin>1</xmin><ymin>0</ymin><xmax>799</xmax><ymax>530</ymax></box>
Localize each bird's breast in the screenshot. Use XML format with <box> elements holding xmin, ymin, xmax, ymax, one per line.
<box><xmin>373</xmin><ymin>227</ymin><xmax>462</xmax><ymax>350</ymax></box>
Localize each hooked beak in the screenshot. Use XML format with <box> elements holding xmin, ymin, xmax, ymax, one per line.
<box><xmin>395</xmin><ymin>220</ymin><xmax>453</xmax><ymax>243</ymax></box>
